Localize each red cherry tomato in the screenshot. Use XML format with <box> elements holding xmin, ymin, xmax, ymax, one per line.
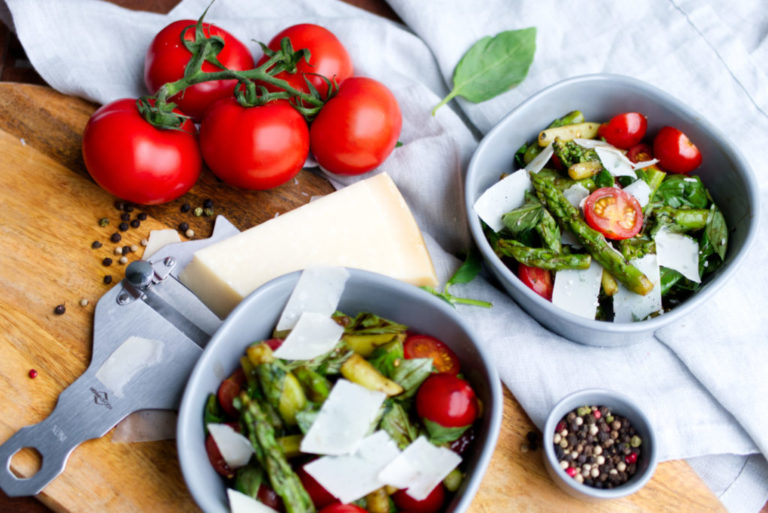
<box><xmin>392</xmin><ymin>485</ymin><xmax>445</xmax><ymax>513</ymax></box>
<box><xmin>310</xmin><ymin>77</ymin><xmax>402</xmax><ymax>175</ymax></box>
<box><xmin>597</xmin><ymin>112</ymin><xmax>647</xmax><ymax>149</ymax></box>
<box><xmin>144</xmin><ymin>20</ymin><xmax>255</xmax><ymax>120</ymax></box>
<box><xmin>627</xmin><ymin>143</ymin><xmax>654</xmax><ymax>163</ymax></box>
<box><xmin>416</xmin><ymin>373</ymin><xmax>478</xmax><ymax>428</ymax></box>
<box><xmin>318</xmin><ymin>505</ymin><xmax>366</xmax><ymax>513</ymax></box>
<box><xmin>258</xmin><ymin>24</ymin><xmax>353</xmax><ymax>98</ymax></box>
<box><xmin>653</xmin><ymin>126</ymin><xmax>702</xmax><ymax>173</ymax></box>
<box><xmin>265</xmin><ymin>338</ymin><xmax>285</xmax><ymax>351</ymax></box>
<box><xmin>583</xmin><ymin>187</ymin><xmax>643</xmax><ymax>240</ymax></box>
<box><xmin>82</xmin><ymin>98</ymin><xmax>201</xmax><ymax>205</ymax></box>
<box><xmin>448</xmin><ymin>426</ymin><xmax>476</xmax><ymax>455</ymax></box>
<box><xmin>200</xmin><ymin>98</ymin><xmax>309</xmax><ymax>189</ymax></box>
<box><xmin>517</xmin><ymin>264</ymin><xmax>553</xmax><ymax>301</ymax></box>
<box><xmin>217</xmin><ymin>367</ymin><xmax>246</xmax><ymax>418</ymax></box>
<box><xmin>298</xmin><ymin>466</ymin><xmax>337</xmax><ymax>509</ymax></box>
<box><xmin>403</xmin><ymin>334</ymin><xmax>460</xmax><ymax>375</ymax></box>
<box><xmin>204</xmin><ymin>433</ymin><xmax>234</xmax><ymax>479</ymax></box>
<box><xmin>257</xmin><ymin>484</ymin><xmax>284</xmax><ymax>512</ymax></box>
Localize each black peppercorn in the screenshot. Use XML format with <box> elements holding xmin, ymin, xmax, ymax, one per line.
<box><xmin>102</xmin><ymin>257</ymin><xmax>113</xmax><ymax>266</ymax></box>
<box><xmin>114</xmin><ymin>200</ymin><xmax>125</xmax><ymax>211</ymax></box>
<box><xmin>103</xmin><ymin>275</ymin><xmax>113</xmax><ymax>284</ymax></box>
<box><xmin>178</xmin><ymin>222</ymin><xmax>189</xmax><ymax>232</ymax></box>
<box><xmin>137</xmin><ymin>212</ymin><xmax>148</xmax><ymax>221</ymax></box>
<box><xmin>180</xmin><ymin>203</ymin><xmax>191</xmax><ymax>213</ymax></box>
<box><xmin>124</xmin><ymin>204</ymin><xmax>134</xmax><ymax>213</ymax></box>
<box><xmin>53</xmin><ymin>304</ymin><xmax>66</xmax><ymax>315</ymax></box>
<box><xmin>130</xmin><ymin>219</ymin><xmax>140</xmax><ymax>228</ymax></box>
<box><xmin>110</xmin><ymin>233</ymin><xmax>122</xmax><ymax>243</ymax></box>
<box><xmin>118</xmin><ymin>222</ymin><xmax>129</xmax><ymax>232</ymax></box>
<box><xmin>91</xmin><ymin>240</ymin><xmax>103</xmax><ymax>249</ymax></box>
<box><xmin>120</xmin><ymin>213</ymin><xmax>130</xmax><ymax>221</ymax></box>
<box><xmin>122</xmin><ymin>246</ymin><xmax>131</xmax><ymax>255</ymax></box>
<box><xmin>203</xmin><ymin>198</ymin><xmax>213</xmax><ymax>209</ymax></box>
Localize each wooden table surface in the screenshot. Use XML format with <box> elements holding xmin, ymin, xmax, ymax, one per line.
<box><xmin>0</xmin><ymin>1</ymin><xmax>760</xmax><ymax>512</ymax></box>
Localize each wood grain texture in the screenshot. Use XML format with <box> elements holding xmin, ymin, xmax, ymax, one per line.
<box><xmin>0</xmin><ymin>82</ymin><xmax>726</xmax><ymax>513</ymax></box>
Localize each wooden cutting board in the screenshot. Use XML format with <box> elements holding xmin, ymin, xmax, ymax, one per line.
<box><xmin>0</xmin><ymin>83</ymin><xmax>724</xmax><ymax>513</ymax></box>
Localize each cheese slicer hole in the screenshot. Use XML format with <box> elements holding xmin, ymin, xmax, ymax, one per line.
<box><xmin>9</xmin><ymin>447</ymin><xmax>42</xmax><ymax>479</ymax></box>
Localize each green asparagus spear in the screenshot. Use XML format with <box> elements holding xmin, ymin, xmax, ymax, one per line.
<box><xmin>241</xmin><ymin>393</ymin><xmax>315</xmax><ymax>513</ymax></box>
<box><xmin>653</xmin><ymin>207</ymin><xmax>709</xmax><ymax>233</ymax></box>
<box><xmin>293</xmin><ymin>366</ymin><xmax>332</xmax><ymax>403</ymax></box>
<box><xmin>495</xmin><ymin>239</ymin><xmax>590</xmax><ymax>270</ymax></box>
<box><xmin>551</xmin><ymin>138</ymin><xmax>601</xmax><ymax>168</ymax></box>
<box><xmin>530</xmin><ymin>172</ymin><xmax>654</xmax><ymax>295</ymax></box>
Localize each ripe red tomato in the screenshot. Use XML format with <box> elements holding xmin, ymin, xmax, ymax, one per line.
<box><xmin>204</xmin><ymin>433</ymin><xmax>234</xmax><ymax>479</ymax></box>
<box><xmin>404</xmin><ymin>334</ymin><xmax>460</xmax><ymax>375</ymax></box>
<box><xmin>82</xmin><ymin>98</ymin><xmax>201</xmax><ymax>205</ymax></box>
<box><xmin>200</xmin><ymin>98</ymin><xmax>309</xmax><ymax>189</ymax></box>
<box><xmin>310</xmin><ymin>77</ymin><xmax>402</xmax><ymax>175</ymax></box>
<box><xmin>653</xmin><ymin>126</ymin><xmax>702</xmax><ymax>173</ymax></box>
<box><xmin>627</xmin><ymin>143</ymin><xmax>654</xmax><ymax>163</ymax></box>
<box><xmin>517</xmin><ymin>264</ymin><xmax>553</xmax><ymax>301</ymax></box>
<box><xmin>144</xmin><ymin>20</ymin><xmax>255</xmax><ymax>120</ymax></box>
<box><xmin>298</xmin><ymin>466</ymin><xmax>337</xmax><ymax>509</ymax></box>
<box><xmin>598</xmin><ymin>112</ymin><xmax>647</xmax><ymax>149</ymax></box>
<box><xmin>265</xmin><ymin>338</ymin><xmax>285</xmax><ymax>351</ymax></box>
<box><xmin>217</xmin><ymin>368</ymin><xmax>245</xmax><ymax>418</ymax></box>
<box><xmin>318</xmin><ymin>505</ymin><xmax>366</xmax><ymax>513</ymax></box>
<box><xmin>584</xmin><ymin>187</ymin><xmax>643</xmax><ymax>240</ymax></box>
<box><xmin>416</xmin><ymin>373</ymin><xmax>478</xmax><ymax>428</ymax></box>
<box><xmin>392</xmin><ymin>485</ymin><xmax>445</xmax><ymax>513</ymax></box>
<box><xmin>257</xmin><ymin>484</ymin><xmax>284</xmax><ymax>512</ymax></box>
<box><xmin>259</xmin><ymin>24</ymin><xmax>353</xmax><ymax>98</ymax></box>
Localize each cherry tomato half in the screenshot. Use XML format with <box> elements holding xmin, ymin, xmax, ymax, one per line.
<box><xmin>583</xmin><ymin>187</ymin><xmax>643</xmax><ymax>240</ymax></box>
<box><xmin>416</xmin><ymin>373</ymin><xmax>478</xmax><ymax>428</ymax></box>
<box><xmin>404</xmin><ymin>334</ymin><xmax>460</xmax><ymax>375</ymax></box>
<box><xmin>204</xmin><ymin>433</ymin><xmax>234</xmax><ymax>479</ymax></box>
<box><xmin>82</xmin><ymin>98</ymin><xmax>201</xmax><ymax>205</ymax></box>
<box><xmin>653</xmin><ymin>126</ymin><xmax>702</xmax><ymax>173</ymax></box>
<box><xmin>200</xmin><ymin>99</ymin><xmax>309</xmax><ymax>190</ymax></box>
<box><xmin>298</xmin><ymin>466</ymin><xmax>337</xmax><ymax>509</ymax></box>
<box><xmin>310</xmin><ymin>77</ymin><xmax>402</xmax><ymax>175</ymax></box>
<box><xmin>392</xmin><ymin>485</ymin><xmax>445</xmax><ymax>513</ymax></box>
<box><xmin>257</xmin><ymin>484</ymin><xmax>285</xmax><ymax>512</ymax></box>
<box><xmin>144</xmin><ymin>20</ymin><xmax>255</xmax><ymax>121</ymax></box>
<box><xmin>318</xmin><ymin>505</ymin><xmax>366</xmax><ymax>513</ymax></box>
<box><xmin>627</xmin><ymin>143</ymin><xmax>654</xmax><ymax>164</ymax></box>
<box><xmin>517</xmin><ymin>264</ymin><xmax>553</xmax><ymax>301</ymax></box>
<box><xmin>217</xmin><ymin>367</ymin><xmax>246</xmax><ymax>418</ymax></box>
<box><xmin>259</xmin><ymin>24</ymin><xmax>353</xmax><ymax>99</ymax></box>
<box><xmin>598</xmin><ymin>112</ymin><xmax>647</xmax><ymax>149</ymax></box>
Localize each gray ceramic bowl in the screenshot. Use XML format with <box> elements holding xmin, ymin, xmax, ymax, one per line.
<box><xmin>465</xmin><ymin>73</ymin><xmax>759</xmax><ymax>346</ymax></box>
<box><xmin>542</xmin><ymin>389</ymin><xmax>658</xmax><ymax>500</ymax></box>
<box><xmin>177</xmin><ymin>268</ymin><xmax>502</xmax><ymax>513</ymax></box>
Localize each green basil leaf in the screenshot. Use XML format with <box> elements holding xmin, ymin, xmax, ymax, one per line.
<box><xmin>234</xmin><ymin>465</ymin><xmax>265</xmax><ymax>498</ymax></box>
<box><xmin>432</xmin><ymin>27</ymin><xmax>536</xmax><ymax>114</ymax></box>
<box><xmin>368</xmin><ymin>341</ymin><xmax>405</xmax><ymax>379</ymax></box>
<box><xmin>447</xmin><ymin>247</ymin><xmax>484</xmax><ymax>286</ymax></box>
<box><xmin>656</xmin><ymin>175</ymin><xmax>709</xmax><ymax>209</ymax></box>
<box><xmin>295</xmin><ymin>404</ymin><xmax>320</xmax><ymax>435</ymax></box>
<box><xmin>705</xmin><ymin>204</ymin><xmax>728</xmax><ymax>261</ymax></box>
<box><xmin>422</xmin><ymin>417</ymin><xmax>470</xmax><ymax>444</ymax></box>
<box><xmin>594</xmin><ymin>169</ymin><xmax>615</xmax><ymax>189</ymax></box>
<box><xmin>204</xmin><ymin>393</ymin><xmax>225</xmax><ymax>427</ymax></box>
<box><xmin>502</xmin><ymin>202</ymin><xmax>544</xmax><ymax>236</ymax></box>
<box><xmin>391</xmin><ymin>358</ymin><xmax>433</xmax><ymax>399</ymax></box>
<box><xmin>379</xmin><ymin>400</ymin><xmax>420</xmax><ymax>449</ymax></box>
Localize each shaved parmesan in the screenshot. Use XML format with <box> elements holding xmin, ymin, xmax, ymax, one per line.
<box><xmin>378</xmin><ymin>436</ymin><xmax>462</xmax><ymax>501</ymax></box>
<box><xmin>654</xmin><ymin>229</ymin><xmax>701</xmax><ymax>283</ymax></box>
<box><xmin>552</xmin><ymin>260</ymin><xmax>603</xmax><ymax>319</ymax></box>
<box><xmin>227</xmin><ymin>488</ymin><xmax>279</xmax><ymax>513</ymax></box>
<box><xmin>632</xmin><ymin>158</ymin><xmax>659</xmax><ymax>170</ymax></box>
<box><xmin>622</xmin><ymin>179</ymin><xmax>652</xmax><ymax>207</ymax></box>
<box><xmin>473</xmin><ymin>170</ymin><xmax>532</xmax><ymax>232</ymax></box>
<box><xmin>613</xmin><ymin>253</ymin><xmax>662</xmax><ymax>322</ymax></box>
<box><xmin>273</xmin><ymin>312</ymin><xmax>344</xmax><ymax>361</ymax></box>
<box><xmin>525</xmin><ymin>143</ymin><xmax>554</xmax><ymax>174</ymax></box>
<box><xmin>563</xmin><ymin>183</ymin><xmax>590</xmax><ymax>209</ymax></box>
<box><xmin>275</xmin><ymin>267</ymin><xmax>349</xmax><ymax>332</ymax></box>
<box><xmin>573</xmin><ymin>138</ymin><xmax>612</xmax><ymax>149</ymax></box>
<box><xmin>595</xmin><ymin>147</ymin><xmax>636</xmax><ymax>177</ymax></box>
<box><xmin>304</xmin><ymin>431</ymin><xmax>400</xmax><ymax>504</ymax></box>
<box><xmin>95</xmin><ymin>336</ymin><xmax>163</xmax><ymax>398</ymax></box>
<box><xmin>300</xmin><ymin>379</ymin><xmax>386</xmax><ymax>456</ymax></box>
<box><xmin>208</xmin><ymin>424</ymin><xmax>254</xmax><ymax>469</ymax></box>
<box><xmin>143</xmin><ymin>229</ymin><xmax>181</xmax><ymax>259</ymax></box>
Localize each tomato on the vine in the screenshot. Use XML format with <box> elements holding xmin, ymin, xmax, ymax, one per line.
<box><xmin>200</xmin><ymin>98</ymin><xmax>309</xmax><ymax>190</ymax></box>
<box><xmin>653</xmin><ymin>126</ymin><xmax>702</xmax><ymax>173</ymax></box>
<box><xmin>259</xmin><ymin>24</ymin><xmax>353</xmax><ymax>98</ymax></box>
<box><xmin>597</xmin><ymin>112</ymin><xmax>647</xmax><ymax>149</ymax></box>
<box><xmin>517</xmin><ymin>264</ymin><xmax>553</xmax><ymax>301</ymax></box>
<box><xmin>144</xmin><ymin>19</ymin><xmax>255</xmax><ymax>120</ymax></box>
<box><xmin>416</xmin><ymin>373</ymin><xmax>478</xmax><ymax>429</ymax></box>
<box><xmin>583</xmin><ymin>187</ymin><xmax>643</xmax><ymax>240</ymax></box>
<box><xmin>310</xmin><ymin>77</ymin><xmax>402</xmax><ymax>176</ymax></box>
<box><xmin>404</xmin><ymin>334</ymin><xmax>460</xmax><ymax>375</ymax></box>
<box><xmin>82</xmin><ymin>98</ymin><xmax>201</xmax><ymax>205</ymax></box>
<box><xmin>392</xmin><ymin>485</ymin><xmax>445</xmax><ymax>513</ymax></box>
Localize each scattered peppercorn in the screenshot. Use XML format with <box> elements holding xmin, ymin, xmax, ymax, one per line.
<box><xmin>137</xmin><ymin>212</ymin><xmax>148</xmax><ymax>221</ymax></box>
<box><xmin>185</xmin><ymin>228</ymin><xmax>195</xmax><ymax>238</ymax></box>
<box><xmin>114</xmin><ymin>200</ymin><xmax>125</xmax><ymax>210</ymax></box>
<box><xmin>114</xmin><ymin>247</ymin><xmax>123</xmax><ymax>256</ymax></box>
<box><xmin>124</xmin><ymin>204</ymin><xmax>134</xmax><ymax>213</ymax></box>
<box><xmin>98</xmin><ymin>217</ymin><xmax>109</xmax><ymax>227</ymax></box>
<box><xmin>119</xmin><ymin>256</ymin><xmax>128</xmax><ymax>264</ymax></box>
<box><xmin>122</xmin><ymin>245</ymin><xmax>131</xmax><ymax>255</ymax></box>
<box><xmin>28</xmin><ymin>369</ymin><xmax>38</xmax><ymax>379</ymax></box>
<box><xmin>103</xmin><ymin>275</ymin><xmax>113</xmax><ymax>284</ymax></box>
<box><xmin>204</xmin><ymin>208</ymin><xmax>214</xmax><ymax>217</ymax></box>
<box><xmin>53</xmin><ymin>304</ymin><xmax>66</xmax><ymax>315</ymax></box>
<box><xmin>79</xmin><ymin>298</ymin><xmax>89</xmax><ymax>307</ymax></box>
<box><xmin>91</xmin><ymin>241</ymin><xmax>102</xmax><ymax>249</ymax></box>
<box><xmin>130</xmin><ymin>219</ymin><xmax>140</xmax><ymax>228</ymax></box>
<box><xmin>140</xmin><ymin>239</ymin><xmax>148</xmax><ymax>247</ymax></box>
<box><xmin>130</xmin><ymin>244</ymin><xmax>139</xmax><ymax>252</ymax></box>
<box><xmin>110</xmin><ymin>233</ymin><xmax>122</xmax><ymax>243</ymax></box>
<box><xmin>102</xmin><ymin>257</ymin><xmax>113</xmax><ymax>266</ymax></box>
<box><xmin>120</xmin><ymin>213</ymin><xmax>130</xmax><ymax>221</ymax></box>
<box><xmin>203</xmin><ymin>198</ymin><xmax>213</xmax><ymax>209</ymax></box>
<box><xmin>118</xmin><ymin>222</ymin><xmax>129</xmax><ymax>232</ymax></box>
<box><xmin>178</xmin><ymin>222</ymin><xmax>189</xmax><ymax>232</ymax></box>
<box><xmin>526</xmin><ymin>430</ymin><xmax>540</xmax><ymax>451</ymax></box>
<box><xmin>180</xmin><ymin>203</ymin><xmax>191</xmax><ymax>213</ymax></box>
<box><xmin>193</xmin><ymin>207</ymin><xmax>203</xmax><ymax>217</ymax></box>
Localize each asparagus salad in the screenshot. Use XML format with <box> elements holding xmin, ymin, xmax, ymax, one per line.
<box><xmin>474</xmin><ymin>111</ymin><xmax>728</xmax><ymax>322</ymax></box>
<box><xmin>203</xmin><ymin>268</ymin><xmax>479</xmax><ymax>513</ymax></box>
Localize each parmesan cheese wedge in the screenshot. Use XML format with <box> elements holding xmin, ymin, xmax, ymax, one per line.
<box><xmin>179</xmin><ymin>173</ymin><xmax>437</xmax><ymax>318</ymax></box>
<box><xmin>227</xmin><ymin>489</ymin><xmax>279</xmax><ymax>513</ymax></box>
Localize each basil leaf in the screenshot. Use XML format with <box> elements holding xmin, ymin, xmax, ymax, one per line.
<box><xmin>234</xmin><ymin>465</ymin><xmax>265</xmax><ymax>499</ymax></box>
<box><xmin>391</xmin><ymin>358</ymin><xmax>433</xmax><ymax>399</ymax></box>
<box><xmin>368</xmin><ymin>341</ymin><xmax>405</xmax><ymax>379</ymax></box>
<box><xmin>447</xmin><ymin>247</ymin><xmax>484</xmax><ymax>286</ymax></box>
<box><xmin>432</xmin><ymin>27</ymin><xmax>536</xmax><ymax>114</ymax></box>
<box><xmin>204</xmin><ymin>393</ymin><xmax>225</xmax><ymax>427</ymax></box>
<box><xmin>379</xmin><ymin>400</ymin><xmax>420</xmax><ymax>449</ymax></box>
<box><xmin>594</xmin><ymin>169</ymin><xmax>615</xmax><ymax>189</ymax></box>
<box><xmin>423</xmin><ymin>417</ymin><xmax>470</xmax><ymax>444</ymax></box>
<box><xmin>502</xmin><ymin>202</ymin><xmax>544</xmax><ymax>236</ymax></box>
<box><xmin>656</xmin><ymin>175</ymin><xmax>708</xmax><ymax>209</ymax></box>
<box><xmin>705</xmin><ymin>204</ymin><xmax>728</xmax><ymax>261</ymax></box>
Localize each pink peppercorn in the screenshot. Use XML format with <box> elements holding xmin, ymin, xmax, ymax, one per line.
<box><xmin>625</xmin><ymin>452</ymin><xmax>638</xmax><ymax>464</ymax></box>
<box><xmin>565</xmin><ymin>467</ymin><xmax>577</xmax><ymax>477</ymax></box>
<box><xmin>28</xmin><ymin>369</ymin><xmax>38</xmax><ymax>379</ymax></box>
<box><xmin>555</xmin><ymin>421</ymin><xmax>566</xmax><ymax>432</ymax></box>
<box><xmin>593</xmin><ymin>410</ymin><xmax>602</xmax><ymax>419</ymax></box>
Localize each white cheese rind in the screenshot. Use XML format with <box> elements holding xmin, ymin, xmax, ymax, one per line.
<box><xmin>595</xmin><ymin>147</ymin><xmax>636</xmax><ymax>177</ymax></box>
<box><xmin>300</xmin><ymin>379</ymin><xmax>386</xmax><ymax>456</ymax></box>
<box><xmin>273</xmin><ymin>312</ymin><xmax>344</xmax><ymax>361</ymax></box>
<box><xmin>623</xmin><ymin>179</ymin><xmax>652</xmax><ymax>207</ymax></box>
<box><xmin>275</xmin><ymin>266</ymin><xmax>349</xmax><ymax>332</ymax></box>
<box><xmin>378</xmin><ymin>436</ymin><xmax>462</xmax><ymax>501</ymax></box>
<box><xmin>654</xmin><ymin>229</ymin><xmax>701</xmax><ymax>283</ymax></box>
<box><xmin>227</xmin><ymin>488</ymin><xmax>279</xmax><ymax>513</ymax></box>
<box><xmin>303</xmin><ymin>431</ymin><xmax>401</xmax><ymax>504</ymax></box>
<box><xmin>207</xmin><ymin>424</ymin><xmax>254</xmax><ymax>469</ymax></box>
<box><xmin>179</xmin><ymin>173</ymin><xmax>437</xmax><ymax>318</ymax></box>
<box><xmin>552</xmin><ymin>260</ymin><xmax>603</xmax><ymax>320</ymax></box>
<box><xmin>613</xmin><ymin>253</ymin><xmax>663</xmax><ymax>322</ymax></box>
<box><xmin>473</xmin><ymin>170</ymin><xmax>532</xmax><ymax>232</ymax></box>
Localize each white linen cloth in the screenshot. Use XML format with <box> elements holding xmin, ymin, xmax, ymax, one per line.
<box><xmin>3</xmin><ymin>0</ymin><xmax>768</xmax><ymax>511</ymax></box>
